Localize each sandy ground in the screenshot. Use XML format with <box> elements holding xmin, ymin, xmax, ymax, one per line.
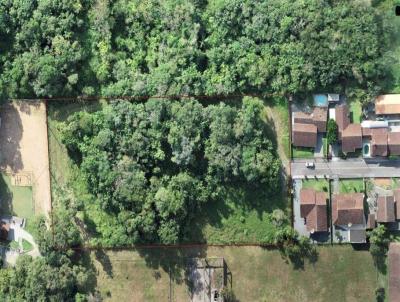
<box><xmin>0</xmin><ymin>101</ymin><xmax>51</xmax><ymax>216</ymax></box>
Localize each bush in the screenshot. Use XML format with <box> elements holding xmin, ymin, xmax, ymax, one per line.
<box><xmin>327</xmin><ymin>119</ymin><xmax>338</xmax><ymax>145</ymax></box>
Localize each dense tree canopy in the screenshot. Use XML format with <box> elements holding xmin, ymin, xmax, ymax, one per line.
<box><xmin>0</xmin><ymin>0</ymin><xmax>394</xmax><ymax>100</ymax></box>
<box><xmin>60</xmin><ymin>97</ymin><xmax>281</xmax><ymax>244</ymax></box>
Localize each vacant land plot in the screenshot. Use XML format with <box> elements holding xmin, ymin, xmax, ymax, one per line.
<box><xmin>48</xmin><ymin>101</ymin><xmax>288</xmax><ymax>245</ymax></box>
<box><xmin>339</xmin><ymin>179</ymin><xmax>364</xmax><ymax>194</ymax></box>
<box><xmin>90</xmin><ymin>245</ymin><xmax>384</xmax><ymax>302</ymax></box>
<box><xmin>0</xmin><ymin>101</ymin><xmax>51</xmax><ymax>216</ymax></box>
<box><xmin>0</xmin><ymin>173</ymin><xmax>33</xmax><ymax>219</ymax></box>
<box><xmin>264</xmin><ymin>98</ymin><xmax>290</xmax><ymax>161</ymax></box>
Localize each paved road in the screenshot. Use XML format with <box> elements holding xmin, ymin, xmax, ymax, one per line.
<box><xmin>291</xmin><ymin>158</ymin><xmax>400</xmax><ymax>179</ymax></box>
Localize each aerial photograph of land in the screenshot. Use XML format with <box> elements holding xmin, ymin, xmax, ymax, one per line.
<box><xmin>1</xmin><ymin>0</ymin><xmax>400</xmax><ymax>301</ymax></box>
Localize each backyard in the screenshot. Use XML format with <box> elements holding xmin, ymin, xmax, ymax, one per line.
<box><xmin>90</xmin><ymin>245</ymin><xmax>385</xmax><ymax>302</ymax></box>
<box><xmin>0</xmin><ymin>173</ymin><xmax>33</xmax><ymax>220</ymax></box>
<box><xmin>349</xmin><ymin>100</ymin><xmax>363</xmax><ymax>123</ymax></box>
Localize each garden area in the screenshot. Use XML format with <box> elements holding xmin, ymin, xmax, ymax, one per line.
<box><xmin>292</xmin><ymin>147</ymin><xmax>314</xmax><ymax>159</ymax></box>
<box><xmin>339</xmin><ymin>179</ymin><xmax>365</xmax><ymax>194</ymax></box>
<box><xmin>302</xmin><ymin>179</ymin><xmax>329</xmax><ymax>193</ymax></box>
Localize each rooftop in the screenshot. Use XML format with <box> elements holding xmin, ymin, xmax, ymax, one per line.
<box><xmin>292</xmin><ymin>123</ymin><xmax>317</xmax><ymax>148</ymax></box>
<box><xmin>376</xmin><ymin>94</ymin><xmax>400</xmax><ymax>115</ymax></box>
<box><xmin>377</xmin><ymin>195</ymin><xmax>395</xmax><ymax>223</ymax></box>
<box><xmin>332</xmin><ymin>193</ymin><xmax>364</xmax><ymax>226</ymax></box>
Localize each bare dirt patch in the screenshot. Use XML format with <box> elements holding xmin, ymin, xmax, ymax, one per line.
<box><xmin>0</xmin><ymin>101</ymin><xmax>51</xmax><ymax>216</ymax></box>
<box><xmin>373</xmin><ymin>178</ymin><xmax>392</xmax><ymax>188</ymax></box>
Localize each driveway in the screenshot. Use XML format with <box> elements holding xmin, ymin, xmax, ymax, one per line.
<box><xmin>292</xmin><ymin>179</ymin><xmax>309</xmax><ymax>237</ymax></box>
<box><xmin>314</xmin><ymin>133</ymin><xmax>324</xmax><ymax>158</ymax></box>
<box><xmin>291</xmin><ymin>158</ymin><xmax>400</xmax><ymax>179</ymax></box>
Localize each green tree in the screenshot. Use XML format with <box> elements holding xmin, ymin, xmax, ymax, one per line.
<box><xmin>368</xmin><ymin>224</ymin><xmax>390</xmax><ymax>272</ymax></box>
<box><xmin>327</xmin><ymin>119</ymin><xmax>338</xmax><ymax>145</ymax></box>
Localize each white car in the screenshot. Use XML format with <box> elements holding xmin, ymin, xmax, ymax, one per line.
<box><xmin>305</xmin><ymin>162</ymin><xmax>315</xmax><ymax>169</ymax></box>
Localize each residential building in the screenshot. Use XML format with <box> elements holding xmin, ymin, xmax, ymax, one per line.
<box><xmin>336</xmin><ymin>104</ymin><xmax>350</xmax><ymax>140</ymax></box>
<box><xmin>394</xmin><ymin>189</ymin><xmax>400</xmax><ymax>219</ymax></box>
<box><xmin>371</xmin><ymin>128</ymin><xmax>388</xmax><ymax>157</ymax></box>
<box><xmin>377</xmin><ymin>195</ymin><xmax>396</xmax><ymax>223</ymax></box>
<box><xmin>342</xmin><ymin>124</ymin><xmax>362</xmax><ymax>153</ymax></box>
<box><xmin>300</xmin><ymin>188</ymin><xmax>328</xmax><ymax>233</ymax></box>
<box><xmin>388</xmin><ymin>132</ymin><xmax>400</xmax><ymax>156</ymax></box>
<box><xmin>292</xmin><ymin>123</ymin><xmax>317</xmax><ymax>148</ymax></box>
<box><xmin>375</xmin><ymin>94</ymin><xmax>400</xmax><ymax>115</ymax></box>
<box><xmin>332</xmin><ymin>193</ymin><xmax>366</xmax><ymax>243</ymax></box>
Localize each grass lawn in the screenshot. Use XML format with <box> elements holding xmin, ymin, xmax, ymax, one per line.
<box><xmin>392</xmin><ymin>178</ymin><xmax>400</xmax><ymax>189</ymax></box>
<box><xmin>8</xmin><ymin>241</ymin><xmax>19</xmax><ymax>250</ymax></box>
<box><xmin>302</xmin><ymin>179</ymin><xmax>329</xmax><ymax>193</ymax></box>
<box><xmin>339</xmin><ymin>179</ymin><xmax>364</xmax><ymax>194</ymax></box>
<box><xmin>21</xmin><ymin>239</ymin><xmax>33</xmax><ymax>252</ymax></box>
<box><xmin>263</xmin><ymin>97</ymin><xmax>290</xmax><ymax>160</ymax></box>
<box><xmin>48</xmin><ymin>101</ymin><xmax>289</xmax><ymax>245</ymax></box>
<box><xmin>349</xmin><ymin>100</ymin><xmax>362</xmax><ymax>123</ymax></box>
<box><xmin>185</xmin><ymin>186</ymin><xmax>287</xmax><ymax>244</ymax></box>
<box><xmin>89</xmin><ymin>245</ymin><xmax>384</xmax><ymax>302</ymax></box>
<box><xmin>0</xmin><ymin>173</ymin><xmax>33</xmax><ymax>220</ymax></box>
<box><xmin>322</xmin><ymin>137</ymin><xmax>328</xmax><ymax>158</ymax></box>
<box><xmin>292</xmin><ymin>146</ymin><xmax>314</xmax><ymax>159</ymax></box>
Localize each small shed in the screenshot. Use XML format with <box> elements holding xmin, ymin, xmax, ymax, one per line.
<box><xmin>328</xmin><ymin>94</ymin><xmax>340</xmax><ymax>103</ymax></box>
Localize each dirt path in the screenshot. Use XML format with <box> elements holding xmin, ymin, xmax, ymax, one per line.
<box><xmin>0</xmin><ymin>101</ymin><xmax>51</xmax><ymax>217</ymax></box>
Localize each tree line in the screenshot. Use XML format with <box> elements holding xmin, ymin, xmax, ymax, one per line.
<box><xmin>0</xmin><ymin>0</ymin><xmax>394</xmax><ymax>100</ymax></box>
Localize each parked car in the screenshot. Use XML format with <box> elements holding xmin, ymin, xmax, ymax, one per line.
<box><xmin>305</xmin><ymin>162</ymin><xmax>315</xmax><ymax>169</ymax></box>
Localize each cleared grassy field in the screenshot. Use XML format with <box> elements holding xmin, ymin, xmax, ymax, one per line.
<box><xmin>90</xmin><ymin>245</ymin><xmax>385</xmax><ymax>302</ymax></box>
<box><xmin>185</xmin><ymin>186</ymin><xmax>286</xmax><ymax>244</ymax></box>
<box><xmin>0</xmin><ymin>173</ymin><xmax>33</xmax><ymax>220</ymax></box>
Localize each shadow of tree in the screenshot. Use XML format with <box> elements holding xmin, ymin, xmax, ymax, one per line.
<box><xmin>136</xmin><ymin>246</ymin><xmax>207</xmax><ymax>285</ymax></box>
<box><xmin>15</xmin><ymin>100</ymin><xmax>41</xmax><ymax>115</ymax></box>
<box><xmin>275</xmin><ymin>240</ymin><xmax>319</xmax><ymax>270</ymax></box>
<box><xmin>0</xmin><ymin>103</ymin><xmax>24</xmax><ymax>172</ymax></box>
<box><xmin>0</xmin><ymin>174</ymin><xmax>13</xmax><ymax>216</ymax></box>
<box><xmin>94</xmin><ymin>249</ymin><xmax>113</xmax><ymax>278</ymax></box>
<box><xmin>73</xmin><ymin>250</ymin><xmax>98</xmax><ymax>295</ymax></box>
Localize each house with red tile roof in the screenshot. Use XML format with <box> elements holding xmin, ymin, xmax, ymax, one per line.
<box><xmin>332</xmin><ymin>193</ymin><xmax>366</xmax><ymax>243</ymax></box>
<box><xmin>292</xmin><ymin>123</ymin><xmax>317</xmax><ymax>148</ymax></box>
<box><xmin>300</xmin><ymin>188</ymin><xmax>328</xmax><ymax>233</ymax></box>
<box><xmin>377</xmin><ymin>195</ymin><xmax>396</xmax><ymax>223</ymax></box>
<box><xmin>341</xmin><ymin>124</ymin><xmax>362</xmax><ymax>153</ymax></box>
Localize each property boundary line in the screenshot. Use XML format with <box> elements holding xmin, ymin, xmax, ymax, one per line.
<box><xmin>44</xmin><ymin>100</ymin><xmax>55</xmax><ymax>244</ymax></box>
<box><xmin>9</xmin><ymin>92</ymin><xmax>287</xmax><ymax>102</ymax></box>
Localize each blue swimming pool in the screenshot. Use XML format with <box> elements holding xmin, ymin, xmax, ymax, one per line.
<box><xmin>313</xmin><ymin>94</ymin><xmax>328</xmax><ymax>107</ymax></box>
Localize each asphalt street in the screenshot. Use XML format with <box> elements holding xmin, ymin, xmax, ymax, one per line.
<box><xmin>291</xmin><ymin>158</ymin><xmax>400</xmax><ymax>179</ymax></box>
